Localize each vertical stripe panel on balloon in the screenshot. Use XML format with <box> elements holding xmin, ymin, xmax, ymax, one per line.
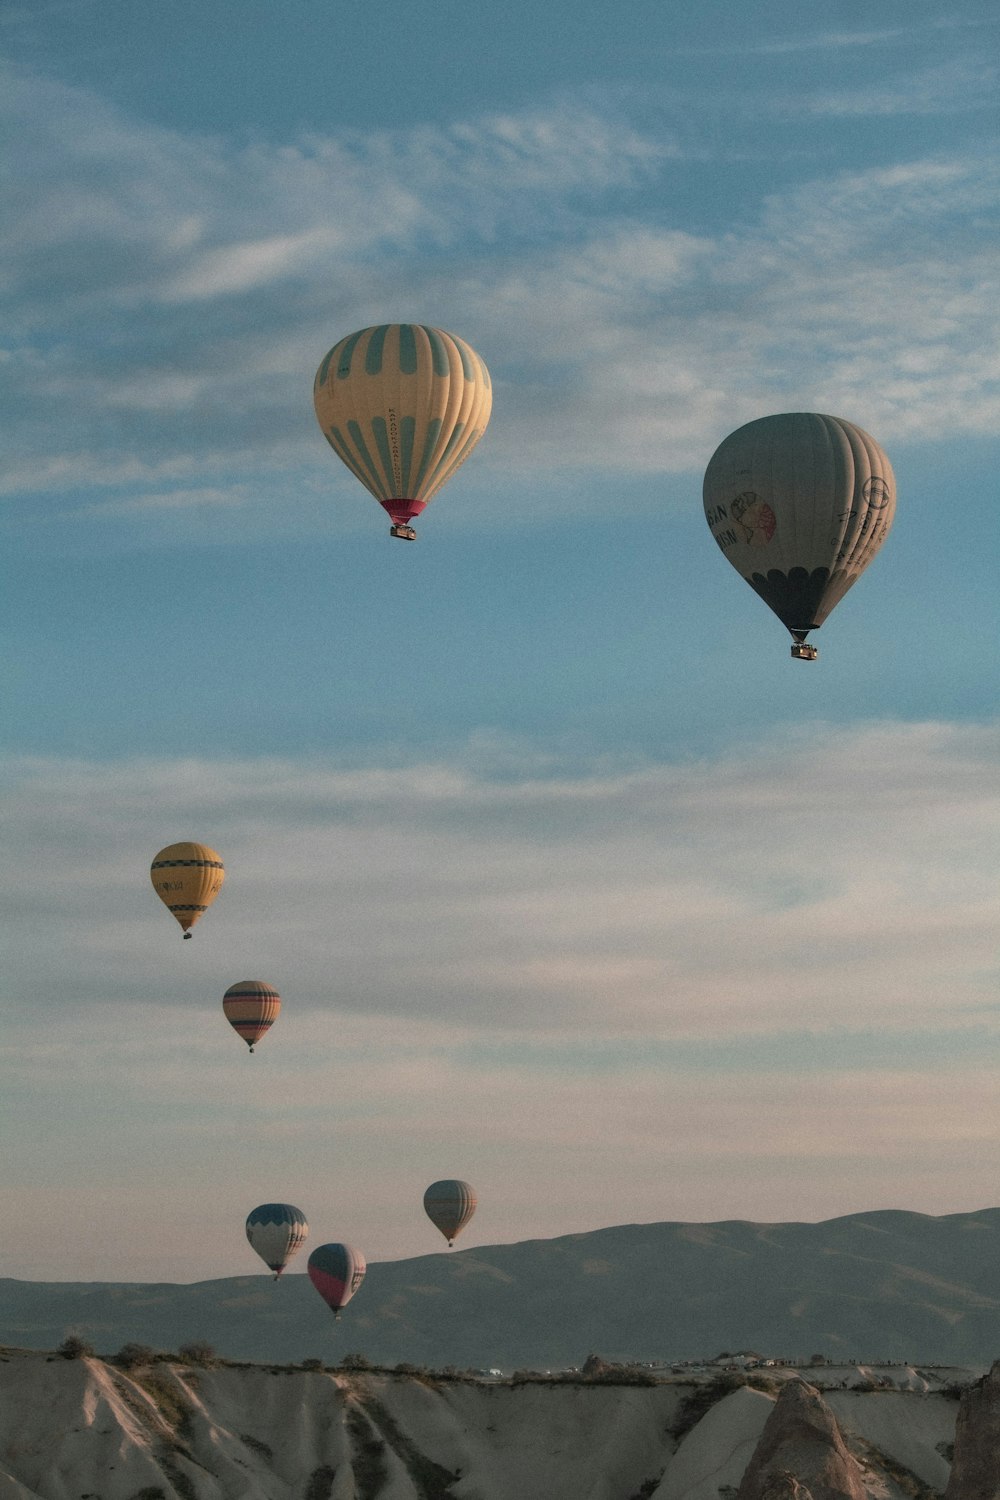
<box><xmin>385</xmin><ymin>324</ymin><xmax>405</xmax><ymax>495</ymax></box>
<box><xmin>346</xmin><ymin>420</ymin><xmax>390</xmax><ymax>500</ymax></box>
<box><xmin>412</xmin><ymin>327</ymin><xmax>436</xmax><ymax>451</ymax></box>
<box><xmin>429</xmin><ymin>420</ymin><xmax>484</xmax><ymax>500</ymax></box>
<box><xmin>326</xmin><ymin>426</ymin><xmax>370</xmax><ymax>492</ymax></box>
<box><xmin>398</xmin><ymin>323</ymin><xmax>418</xmax><ymax>376</ymax></box>
<box><xmin>423</xmin><ymin>422</ymin><xmax>466</xmax><ymax>499</ymax></box>
<box><xmin>454</xmin><ymin>336</ymin><xmax>476</xmax><ymax>381</ymax></box>
<box><xmin>365</xmin><ymin>324</ymin><xmax>390</xmax><ymax>376</ymax></box>
<box><xmin>422</xmin><ymin>325</ymin><xmax>451</xmax><ymax>378</ymax></box>
<box><xmin>316</xmin><ymin>345</ymin><xmax>337</xmax><ymax>390</ymax></box>
<box><xmin>823</xmin><ymin>418</ymin><xmax>852</xmax><ymax>576</ymax></box>
<box><xmin>335</xmin><ymin>328</ymin><xmax>368</xmax><ymax>381</ymax></box>
<box><xmin>411</xmin><ymin>418</ymin><xmax>444</xmax><ymax>498</ymax></box>
<box><xmin>425</xmin><ymin>334</ymin><xmax>465</xmax><ymax>491</ymax></box>
<box><xmin>399</xmin><ymin>416</ymin><xmax>416</xmax><ymax>496</ymax></box>
<box><xmin>371</xmin><ymin>417</ymin><xmax>396</xmax><ymax>495</ymax></box>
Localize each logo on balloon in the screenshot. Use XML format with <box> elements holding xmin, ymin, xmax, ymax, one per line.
<box><xmin>731</xmin><ymin>492</ymin><xmax>777</xmax><ymax>546</ymax></box>
<box><xmin>862</xmin><ymin>477</ymin><xmax>891</xmax><ymax>510</ymax></box>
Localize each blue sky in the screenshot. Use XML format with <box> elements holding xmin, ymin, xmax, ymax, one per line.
<box><xmin>1</xmin><ymin>1</ymin><xmax>999</xmax><ymax>1283</ymax></box>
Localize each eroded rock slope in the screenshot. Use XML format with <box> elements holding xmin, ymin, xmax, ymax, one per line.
<box><xmin>0</xmin><ymin>1352</ymin><xmax>966</xmax><ymax>1499</ymax></box>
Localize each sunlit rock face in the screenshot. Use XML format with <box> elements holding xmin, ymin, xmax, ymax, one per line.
<box><xmin>945</xmin><ymin>1360</ymin><xmax>1000</xmax><ymax>1500</ymax></box>
<box><xmin>736</xmin><ymin>1379</ymin><xmax>868</xmax><ymax>1500</ymax></box>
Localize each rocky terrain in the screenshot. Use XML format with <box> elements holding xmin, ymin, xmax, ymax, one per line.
<box><xmin>5</xmin><ymin>1208</ymin><xmax>1000</xmax><ymax>1369</ymax></box>
<box><xmin>0</xmin><ymin>1347</ymin><xmax>983</xmax><ymax>1499</ymax></box>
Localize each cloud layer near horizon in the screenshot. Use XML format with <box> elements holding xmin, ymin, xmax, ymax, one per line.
<box><xmin>2</xmin><ymin>719</ymin><xmax>999</xmax><ymax>1275</ymax></box>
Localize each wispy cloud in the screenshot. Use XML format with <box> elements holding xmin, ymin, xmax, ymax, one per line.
<box><xmin>4</xmin><ymin>722</ymin><xmax>997</xmax><ymax>1039</ymax></box>
<box><xmin>799</xmin><ymin>58</ymin><xmax>998</xmax><ymax>118</ymax></box>
<box><xmin>3</xmin><ymin>62</ymin><xmax>997</xmax><ymax>535</ymax></box>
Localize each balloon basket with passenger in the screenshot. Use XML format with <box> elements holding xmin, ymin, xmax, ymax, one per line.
<box><xmin>790</xmin><ymin>636</ymin><xmax>818</xmax><ymax>662</ymax></box>
<box><xmin>390</xmin><ymin>523</ymin><xmax>417</xmax><ymax>540</ymax></box>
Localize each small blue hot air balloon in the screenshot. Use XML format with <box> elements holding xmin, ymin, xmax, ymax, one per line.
<box><xmin>245</xmin><ymin>1203</ymin><xmax>308</xmax><ymax>1280</ymax></box>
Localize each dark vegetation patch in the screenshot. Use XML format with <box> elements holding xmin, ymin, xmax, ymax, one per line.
<box><xmin>131</xmin><ymin>1370</ymin><xmax>194</xmax><ymax>1436</ymax></box>
<box><xmin>156</xmin><ymin>1459</ymin><xmax>199</xmax><ymax>1500</ymax></box>
<box><xmin>626</xmin><ymin>1477</ymin><xmax>664</xmax><ymax>1500</ymax></box>
<box><xmin>346</xmin><ymin>1405</ymin><xmax>391</xmax><ymax>1500</ymax></box>
<box><xmin>359</xmin><ymin>1395</ymin><xmax>461</xmax><ymax>1500</ymax></box>
<box><xmin>115</xmin><ymin>1344</ymin><xmax>157</xmax><ymax>1371</ymax></box>
<box><xmin>670</xmin><ymin>1375</ymin><xmax>747</xmax><ymax>1440</ymax></box>
<box><xmin>509</xmin><ymin>1368</ymin><xmax>660</xmax><ymax>1387</ymax></box>
<box><xmin>176</xmin><ymin>1342</ymin><xmax>218</xmax><ymax>1369</ymax></box>
<box><xmin>240</xmin><ymin>1432</ymin><xmax>274</xmax><ymax>1461</ymax></box>
<box><xmin>58</xmin><ymin>1336</ymin><xmax>95</xmax><ymax>1359</ymax></box>
<box><xmin>304</xmin><ymin>1466</ymin><xmax>338</xmax><ymax>1500</ymax></box>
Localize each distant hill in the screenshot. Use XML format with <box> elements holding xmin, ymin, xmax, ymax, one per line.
<box><xmin>4</xmin><ymin>1208</ymin><xmax>1000</xmax><ymax>1369</ymax></box>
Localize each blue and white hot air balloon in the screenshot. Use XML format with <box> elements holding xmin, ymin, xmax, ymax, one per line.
<box><xmin>245</xmin><ymin>1203</ymin><xmax>309</xmax><ymax>1280</ymax></box>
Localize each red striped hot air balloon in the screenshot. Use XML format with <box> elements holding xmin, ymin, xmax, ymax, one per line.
<box><xmin>313</xmin><ymin>323</ymin><xmax>492</xmax><ymax>540</ymax></box>
<box><xmin>223</xmin><ymin>980</ymin><xmax>281</xmax><ymax>1054</ymax></box>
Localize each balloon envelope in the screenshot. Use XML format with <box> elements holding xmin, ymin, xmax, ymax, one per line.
<box><xmin>703</xmin><ymin>413</ymin><xmax>895</xmax><ymax>652</ymax></box>
<box><xmin>423</xmin><ymin>1179</ymin><xmax>477</xmax><ymax>1246</ymax></box>
<box><xmin>307</xmin><ymin>1243</ymin><xmax>366</xmax><ymax>1318</ymax></box>
<box><xmin>150</xmin><ymin>842</ymin><xmax>224</xmax><ymax>936</ymax></box>
<box><xmin>246</xmin><ymin>1203</ymin><xmax>308</xmax><ymax>1278</ymax></box>
<box><xmin>223</xmin><ymin>980</ymin><xmax>281</xmax><ymax>1053</ymax></box>
<box><xmin>313</xmin><ymin>323</ymin><xmax>492</xmax><ymax>530</ymax></box>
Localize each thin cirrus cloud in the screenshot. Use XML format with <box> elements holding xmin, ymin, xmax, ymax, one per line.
<box><xmin>3</xmin><ymin>720</ymin><xmax>997</xmax><ymax>1047</ymax></box>
<box><xmin>2</xmin><ymin>59</ymin><xmax>997</xmax><ymax>534</ymax></box>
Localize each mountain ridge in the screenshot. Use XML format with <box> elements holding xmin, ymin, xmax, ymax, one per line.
<box><xmin>4</xmin><ymin>1207</ymin><xmax>1000</xmax><ymax>1368</ymax></box>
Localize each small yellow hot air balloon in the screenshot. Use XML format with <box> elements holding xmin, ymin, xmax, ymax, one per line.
<box><xmin>150</xmin><ymin>841</ymin><xmax>224</xmax><ymax>938</ymax></box>
<box><xmin>313</xmin><ymin>323</ymin><xmax>492</xmax><ymax>539</ymax></box>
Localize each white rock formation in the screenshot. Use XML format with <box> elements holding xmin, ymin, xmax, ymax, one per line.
<box><xmin>0</xmin><ymin>1352</ymin><xmax>963</xmax><ymax>1500</ymax></box>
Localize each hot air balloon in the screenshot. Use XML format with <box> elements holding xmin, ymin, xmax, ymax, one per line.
<box><xmin>703</xmin><ymin>413</ymin><xmax>896</xmax><ymax>660</ymax></box>
<box><xmin>246</xmin><ymin>1203</ymin><xmax>309</xmax><ymax>1279</ymax></box>
<box><xmin>150</xmin><ymin>841</ymin><xmax>224</xmax><ymax>937</ymax></box>
<box><xmin>307</xmin><ymin>1243</ymin><xmax>366</xmax><ymax>1320</ymax></box>
<box><xmin>423</xmin><ymin>1180</ymin><xmax>477</xmax><ymax>1247</ymax></box>
<box><xmin>313</xmin><ymin>323</ymin><xmax>492</xmax><ymax>539</ymax></box>
<box><xmin>223</xmin><ymin>980</ymin><xmax>281</xmax><ymax>1054</ymax></box>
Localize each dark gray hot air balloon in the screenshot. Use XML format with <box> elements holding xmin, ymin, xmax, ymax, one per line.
<box><xmin>423</xmin><ymin>1179</ymin><xmax>477</xmax><ymax>1246</ymax></box>
<box><xmin>703</xmin><ymin>413</ymin><xmax>896</xmax><ymax>660</ymax></box>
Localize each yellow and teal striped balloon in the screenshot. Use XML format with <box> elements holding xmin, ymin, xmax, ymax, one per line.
<box><xmin>313</xmin><ymin>324</ymin><xmax>492</xmax><ymax>535</ymax></box>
